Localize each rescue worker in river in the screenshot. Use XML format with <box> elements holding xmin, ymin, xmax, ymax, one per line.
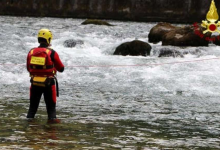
<box><xmin>26</xmin><ymin>29</ymin><xmax>64</xmax><ymax>123</ymax></box>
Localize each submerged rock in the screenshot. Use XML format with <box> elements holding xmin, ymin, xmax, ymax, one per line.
<box><xmin>148</xmin><ymin>22</ymin><xmax>178</xmax><ymax>44</ymax></box>
<box><xmin>63</xmin><ymin>39</ymin><xmax>84</xmax><ymax>48</ymax></box>
<box><xmin>156</xmin><ymin>47</ymin><xmax>204</xmax><ymax>57</ymax></box>
<box><xmin>113</xmin><ymin>40</ymin><xmax>151</xmax><ymax>56</ymax></box>
<box><xmin>158</xmin><ymin>48</ymin><xmax>183</xmax><ymax>57</ymax></box>
<box><xmin>81</xmin><ymin>19</ymin><xmax>114</xmax><ymax>26</ymax></box>
<box><xmin>162</xmin><ymin>25</ymin><xmax>211</xmax><ymax>47</ymax></box>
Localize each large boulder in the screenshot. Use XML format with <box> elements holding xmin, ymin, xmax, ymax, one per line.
<box><xmin>162</xmin><ymin>25</ymin><xmax>211</xmax><ymax>46</ymax></box>
<box><xmin>81</xmin><ymin>19</ymin><xmax>114</xmax><ymax>26</ymax></box>
<box><xmin>113</xmin><ymin>40</ymin><xmax>151</xmax><ymax>56</ymax></box>
<box><xmin>148</xmin><ymin>22</ymin><xmax>178</xmax><ymax>44</ymax></box>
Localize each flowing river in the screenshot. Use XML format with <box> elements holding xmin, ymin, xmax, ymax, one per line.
<box><xmin>0</xmin><ymin>16</ymin><xmax>220</xmax><ymax>150</ymax></box>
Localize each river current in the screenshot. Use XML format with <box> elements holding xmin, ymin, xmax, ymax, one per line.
<box><xmin>0</xmin><ymin>16</ymin><xmax>220</xmax><ymax>150</ymax></box>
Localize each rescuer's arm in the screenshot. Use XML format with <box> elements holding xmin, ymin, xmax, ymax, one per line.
<box><xmin>53</xmin><ymin>52</ymin><xmax>65</xmax><ymax>72</ymax></box>
<box><xmin>26</xmin><ymin>52</ymin><xmax>30</xmax><ymax>72</ymax></box>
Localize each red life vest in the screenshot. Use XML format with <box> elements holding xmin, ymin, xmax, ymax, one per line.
<box><xmin>28</xmin><ymin>48</ymin><xmax>56</xmax><ymax>76</ymax></box>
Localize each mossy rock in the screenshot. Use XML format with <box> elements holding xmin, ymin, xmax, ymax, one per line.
<box><xmin>81</xmin><ymin>19</ymin><xmax>114</xmax><ymax>26</ymax></box>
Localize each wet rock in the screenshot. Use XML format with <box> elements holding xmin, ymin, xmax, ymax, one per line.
<box><xmin>63</xmin><ymin>39</ymin><xmax>84</xmax><ymax>48</ymax></box>
<box><xmin>158</xmin><ymin>48</ymin><xmax>183</xmax><ymax>57</ymax></box>
<box><xmin>113</xmin><ymin>40</ymin><xmax>151</xmax><ymax>56</ymax></box>
<box><xmin>148</xmin><ymin>22</ymin><xmax>178</xmax><ymax>44</ymax></box>
<box><xmin>81</xmin><ymin>19</ymin><xmax>114</xmax><ymax>26</ymax></box>
<box><xmin>162</xmin><ymin>25</ymin><xmax>211</xmax><ymax>47</ymax></box>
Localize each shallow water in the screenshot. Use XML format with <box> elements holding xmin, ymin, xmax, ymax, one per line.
<box><xmin>0</xmin><ymin>16</ymin><xmax>220</xmax><ymax>149</ymax></box>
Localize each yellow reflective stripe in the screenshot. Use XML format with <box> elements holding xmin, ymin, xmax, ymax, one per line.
<box><xmin>33</xmin><ymin>82</ymin><xmax>46</xmax><ymax>87</ymax></box>
<box><xmin>46</xmin><ymin>49</ymin><xmax>50</xmax><ymax>54</ymax></box>
<box><xmin>44</xmin><ymin>50</ymin><xmax>49</xmax><ymax>68</ymax></box>
<box><xmin>31</xmin><ymin>50</ymin><xmax>34</xmax><ymax>55</ymax></box>
<box><xmin>33</xmin><ymin>76</ymin><xmax>47</xmax><ymax>82</ymax></box>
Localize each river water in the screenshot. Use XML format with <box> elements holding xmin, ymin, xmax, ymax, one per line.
<box><xmin>0</xmin><ymin>16</ymin><xmax>220</xmax><ymax>150</ymax></box>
